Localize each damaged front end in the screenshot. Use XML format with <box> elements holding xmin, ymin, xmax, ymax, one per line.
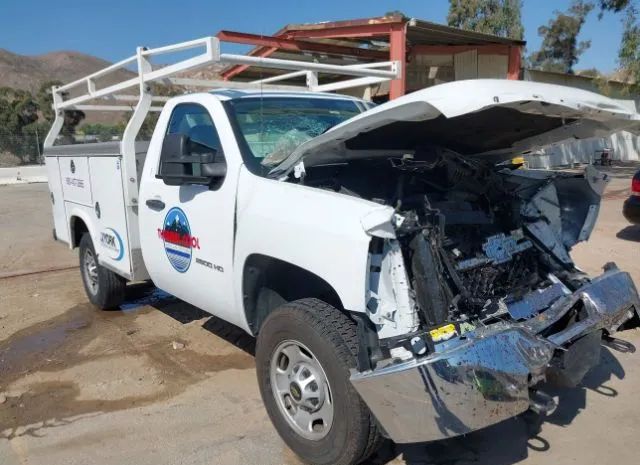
<box><xmin>346</xmin><ymin>153</ymin><xmax>640</xmax><ymax>444</ymax></box>
<box><xmin>276</xmin><ymin>80</ymin><xmax>640</xmax><ymax>444</ymax></box>
<box><xmin>351</xmin><ymin>268</ymin><xmax>638</xmax><ymax>443</ymax></box>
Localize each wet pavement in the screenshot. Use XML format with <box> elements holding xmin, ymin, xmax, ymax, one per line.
<box><xmin>1</xmin><ymin>178</ymin><xmax>640</xmax><ymax>465</ymax></box>
<box><xmin>0</xmin><ymin>281</ymin><xmax>256</xmax><ymax>441</ymax></box>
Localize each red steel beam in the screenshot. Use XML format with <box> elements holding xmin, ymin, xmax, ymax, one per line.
<box><xmin>507</xmin><ymin>45</ymin><xmax>522</xmax><ymax>80</ymax></box>
<box><xmin>217</xmin><ymin>30</ymin><xmax>388</xmax><ymax>60</ymax></box>
<box><xmin>221</xmin><ymin>46</ymin><xmax>278</xmax><ymax>80</ymax></box>
<box><xmin>220</xmin><ymin>18</ymin><xmax>408</xmax><ymax>86</ymax></box>
<box><xmin>389</xmin><ymin>22</ymin><xmax>407</xmax><ymax>100</ymax></box>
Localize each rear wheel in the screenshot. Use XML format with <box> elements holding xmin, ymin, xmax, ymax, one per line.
<box><xmin>79</xmin><ymin>233</ymin><xmax>125</xmax><ymax>309</ymax></box>
<box><xmin>256</xmin><ymin>298</ymin><xmax>382</xmax><ymax>465</ymax></box>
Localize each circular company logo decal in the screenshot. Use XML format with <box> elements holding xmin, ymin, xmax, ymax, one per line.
<box><xmin>100</xmin><ymin>228</ymin><xmax>124</xmax><ymax>261</ymax></box>
<box><xmin>158</xmin><ymin>207</ymin><xmax>199</xmax><ymax>273</ymax></box>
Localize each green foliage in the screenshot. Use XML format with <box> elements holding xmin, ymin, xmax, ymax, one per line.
<box><xmin>447</xmin><ymin>0</ymin><xmax>524</xmax><ymax>40</ymax></box>
<box><xmin>529</xmin><ymin>0</ymin><xmax>594</xmax><ymax>74</ymax></box>
<box><xmin>80</xmin><ymin>123</ymin><xmax>121</xmax><ymax>142</ymax></box>
<box><xmin>384</xmin><ymin>10</ymin><xmax>407</xmax><ymax>19</ymax></box>
<box><xmin>618</xmin><ymin>5</ymin><xmax>640</xmax><ymax>91</ymax></box>
<box><xmin>598</xmin><ymin>0</ymin><xmax>631</xmax><ymax>14</ymax></box>
<box><xmin>598</xmin><ymin>0</ymin><xmax>639</xmax><ymax>92</ymax></box>
<box><xmin>0</xmin><ymin>80</ymin><xmax>87</xmax><ymax>162</ymax></box>
<box><xmin>0</xmin><ymin>87</ymin><xmax>40</xmax><ymax>162</ymax></box>
<box><xmin>36</xmin><ymin>80</ymin><xmax>62</xmax><ymax>122</ymax></box>
<box><xmin>577</xmin><ymin>67</ymin><xmax>602</xmax><ymax>77</ymax></box>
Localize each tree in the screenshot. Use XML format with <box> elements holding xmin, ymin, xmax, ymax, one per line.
<box><xmin>0</xmin><ymin>87</ymin><xmax>40</xmax><ymax>162</ymax></box>
<box><xmin>384</xmin><ymin>10</ymin><xmax>406</xmax><ymax>18</ymax></box>
<box><xmin>529</xmin><ymin>0</ymin><xmax>595</xmax><ymax>74</ymax></box>
<box><xmin>36</xmin><ymin>80</ymin><xmax>62</xmax><ymax>122</ymax></box>
<box><xmin>35</xmin><ymin>80</ymin><xmax>85</xmax><ymax>139</ymax></box>
<box><xmin>598</xmin><ymin>0</ymin><xmax>631</xmax><ymax>14</ymax></box>
<box><xmin>447</xmin><ymin>0</ymin><xmax>524</xmax><ymax>40</ymax></box>
<box><xmin>617</xmin><ymin>5</ymin><xmax>640</xmax><ymax>89</ymax></box>
<box><xmin>598</xmin><ymin>0</ymin><xmax>639</xmax><ymax>91</ymax></box>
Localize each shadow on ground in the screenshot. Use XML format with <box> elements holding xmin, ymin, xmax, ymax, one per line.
<box><xmin>593</xmin><ymin>161</ymin><xmax>640</xmax><ymax>180</ymax></box>
<box><xmin>142</xmin><ymin>287</ymin><xmax>633</xmax><ymax>465</ymax></box>
<box><xmin>119</xmin><ymin>282</ymin><xmax>256</xmax><ymax>355</ymax></box>
<box><xmin>361</xmin><ymin>346</ymin><xmax>629</xmax><ymax>465</ymax></box>
<box><xmin>617</xmin><ymin>225</ymin><xmax>640</xmax><ymax>242</ymax></box>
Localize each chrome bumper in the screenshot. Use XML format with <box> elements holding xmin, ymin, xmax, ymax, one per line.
<box><xmin>350</xmin><ymin>269</ymin><xmax>639</xmax><ymax>444</ymax></box>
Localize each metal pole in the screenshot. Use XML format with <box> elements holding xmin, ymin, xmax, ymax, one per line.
<box><xmin>35</xmin><ymin>126</ymin><xmax>42</xmax><ymax>163</ymax></box>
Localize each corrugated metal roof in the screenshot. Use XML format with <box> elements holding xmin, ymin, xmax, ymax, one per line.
<box><xmin>407</xmin><ymin>19</ymin><xmax>525</xmax><ymax>46</ymax></box>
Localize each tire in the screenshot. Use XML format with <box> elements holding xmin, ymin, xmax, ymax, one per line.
<box><xmin>256</xmin><ymin>298</ymin><xmax>383</xmax><ymax>465</ymax></box>
<box><xmin>79</xmin><ymin>233</ymin><xmax>126</xmax><ymax>309</ymax></box>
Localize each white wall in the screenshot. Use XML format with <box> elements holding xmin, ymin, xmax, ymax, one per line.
<box><xmin>0</xmin><ymin>165</ymin><xmax>47</xmax><ymax>185</ymax></box>
<box><xmin>525</xmin><ymin>130</ymin><xmax>640</xmax><ymax>168</ymax></box>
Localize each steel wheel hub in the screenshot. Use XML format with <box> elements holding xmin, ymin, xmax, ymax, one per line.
<box><xmin>83</xmin><ymin>248</ymin><xmax>99</xmax><ymax>295</ymax></box>
<box><xmin>270</xmin><ymin>340</ymin><xmax>333</xmax><ymax>440</ymax></box>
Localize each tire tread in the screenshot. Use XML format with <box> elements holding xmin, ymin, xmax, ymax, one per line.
<box><xmin>79</xmin><ymin>233</ymin><xmax>125</xmax><ymax>309</ymax></box>
<box><xmin>257</xmin><ymin>298</ymin><xmax>383</xmax><ymax>465</ymax></box>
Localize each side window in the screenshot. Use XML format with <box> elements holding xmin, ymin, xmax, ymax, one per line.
<box><xmin>164</xmin><ymin>103</ymin><xmax>223</xmax><ymax>157</ymax></box>
<box><xmin>158</xmin><ymin>103</ymin><xmax>227</xmax><ymax>188</ymax></box>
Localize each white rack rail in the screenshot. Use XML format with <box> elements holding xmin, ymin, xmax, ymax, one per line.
<box><xmin>44</xmin><ymin>35</ymin><xmax>400</xmax><ymax>208</ymax></box>
<box><xmin>45</xmin><ymin>35</ymin><xmax>399</xmax><ymax>146</ymax></box>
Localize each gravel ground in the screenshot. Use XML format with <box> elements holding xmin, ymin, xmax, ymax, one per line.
<box><xmin>1</xmin><ymin>165</ymin><xmax>639</xmax><ymax>465</ymax></box>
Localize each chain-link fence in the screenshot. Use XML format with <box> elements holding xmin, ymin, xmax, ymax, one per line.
<box><xmin>1</xmin><ymin>113</ymin><xmax>160</xmax><ymax>167</ymax></box>
<box><xmin>0</xmin><ymin>129</ymin><xmax>45</xmax><ymax>167</ymax></box>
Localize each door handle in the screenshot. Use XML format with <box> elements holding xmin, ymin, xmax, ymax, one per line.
<box><xmin>145</xmin><ymin>199</ymin><xmax>165</xmax><ymax>211</ymax></box>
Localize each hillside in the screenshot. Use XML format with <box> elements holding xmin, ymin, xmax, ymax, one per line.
<box><xmin>0</xmin><ymin>48</ymin><xmax>136</xmax><ymax>93</ymax></box>
<box><xmin>0</xmin><ymin>49</ymin><xmax>138</xmax><ymax>125</ymax></box>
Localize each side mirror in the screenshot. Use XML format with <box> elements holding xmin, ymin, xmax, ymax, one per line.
<box><xmin>157</xmin><ymin>133</ymin><xmax>226</xmax><ymax>186</ymax></box>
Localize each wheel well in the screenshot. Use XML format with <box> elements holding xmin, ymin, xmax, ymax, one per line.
<box><xmin>242</xmin><ymin>254</ymin><xmax>343</xmax><ymax>334</ymax></box>
<box><xmin>70</xmin><ymin>216</ymin><xmax>89</xmax><ymax>248</ymax></box>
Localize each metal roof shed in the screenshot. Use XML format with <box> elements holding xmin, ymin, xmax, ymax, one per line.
<box><xmin>219</xmin><ymin>15</ymin><xmax>525</xmax><ymax>100</ymax></box>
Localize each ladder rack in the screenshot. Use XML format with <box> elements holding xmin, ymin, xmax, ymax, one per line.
<box><xmin>44</xmin><ymin>35</ymin><xmax>399</xmax><ymax>147</ymax></box>
<box><xmin>44</xmin><ymin>35</ymin><xmax>400</xmax><ymax>209</ymax></box>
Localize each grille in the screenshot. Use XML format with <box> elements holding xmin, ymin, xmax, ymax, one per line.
<box><xmin>457</xmin><ymin>250</ymin><xmax>539</xmax><ymax>308</ymax></box>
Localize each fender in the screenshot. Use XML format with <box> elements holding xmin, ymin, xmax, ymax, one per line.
<box><xmin>233</xmin><ymin>166</ymin><xmax>378</xmax><ymax>320</ymax></box>
<box><xmin>67</xmin><ymin>205</ymin><xmax>98</xmax><ymax>250</ymax></box>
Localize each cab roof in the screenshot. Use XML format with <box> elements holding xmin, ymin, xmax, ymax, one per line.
<box><xmin>208</xmin><ymin>88</ymin><xmax>367</xmax><ymax>103</ymax></box>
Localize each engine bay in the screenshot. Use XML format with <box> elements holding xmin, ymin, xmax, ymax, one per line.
<box><xmin>298</xmin><ymin>147</ymin><xmax>599</xmax><ymax>332</ymax></box>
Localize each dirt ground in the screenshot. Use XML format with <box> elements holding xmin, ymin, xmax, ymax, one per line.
<box><xmin>1</xmin><ymin>164</ymin><xmax>640</xmax><ymax>465</ymax></box>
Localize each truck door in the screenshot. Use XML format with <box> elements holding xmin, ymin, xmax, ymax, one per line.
<box><xmin>139</xmin><ymin>96</ymin><xmax>241</xmax><ymax>327</ymax></box>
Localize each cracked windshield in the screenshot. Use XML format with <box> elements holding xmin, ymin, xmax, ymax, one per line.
<box><xmin>228</xmin><ymin>97</ymin><xmax>361</xmax><ymax>168</ymax></box>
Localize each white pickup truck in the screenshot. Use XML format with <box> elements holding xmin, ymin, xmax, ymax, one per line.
<box><xmin>45</xmin><ymin>37</ymin><xmax>640</xmax><ymax>465</ymax></box>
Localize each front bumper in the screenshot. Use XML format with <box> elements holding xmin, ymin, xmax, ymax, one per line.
<box><xmin>350</xmin><ymin>269</ymin><xmax>639</xmax><ymax>444</ymax></box>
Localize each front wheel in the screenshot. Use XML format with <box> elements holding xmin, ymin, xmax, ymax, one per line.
<box><xmin>256</xmin><ymin>298</ymin><xmax>382</xmax><ymax>465</ymax></box>
<box><xmin>79</xmin><ymin>233</ymin><xmax>125</xmax><ymax>309</ymax></box>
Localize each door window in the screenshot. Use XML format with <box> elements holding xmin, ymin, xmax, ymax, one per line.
<box><xmin>165</xmin><ymin>103</ymin><xmax>223</xmax><ymax>155</ymax></box>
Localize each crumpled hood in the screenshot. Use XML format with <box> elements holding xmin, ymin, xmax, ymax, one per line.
<box><xmin>273</xmin><ymin>79</ymin><xmax>640</xmax><ymax>174</ymax></box>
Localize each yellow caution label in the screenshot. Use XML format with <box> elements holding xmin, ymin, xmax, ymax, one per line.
<box><xmin>429</xmin><ymin>323</ymin><xmax>457</xmax><ymax>343</ymax></box>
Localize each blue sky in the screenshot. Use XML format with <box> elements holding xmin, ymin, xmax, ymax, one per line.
<box><xmin>0</xmin><ymin>0</ymin><xmax>625</xmax><ymax>73</ymax></box>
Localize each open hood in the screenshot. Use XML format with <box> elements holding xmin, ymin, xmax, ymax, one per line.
<box><xmin>273</xmin><ymin>79</ymin><xmax>640</xmax><ymax>175</ymax></box>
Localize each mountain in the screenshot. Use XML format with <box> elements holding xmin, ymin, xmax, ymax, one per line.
<box><xmin>0</xmin><ymin>48</ymin><xmax>225</xmax><ymax>125</ymax></box>
<box><xmin>0</xmin><ymin>49</ymin><xmax>136</xmax><ymax>93</ymax></box>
